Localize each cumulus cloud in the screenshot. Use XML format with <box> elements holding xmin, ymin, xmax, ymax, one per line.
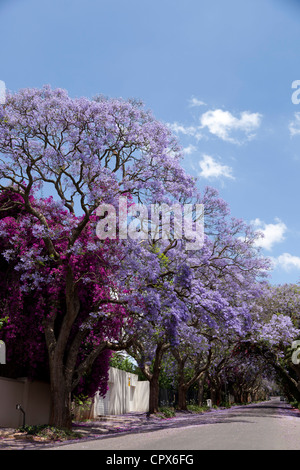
<box><xmin>167</xmin><ymin>122</ymin><xmax>203</xmax><ymax>140</ymax></box>
<box><xmin>200</xmin><ymin>109</ymin><xmax>262</xmax><ymax>143</ymax></box>
<box><xmin>273</xmin><ymin>253</ymin><xmax>300</xmax><ymax>271</ymax></box>
<box><xmin>182</xmin><ymin>144</ymin><xmax>197</xmax><ymax>155</ymax></box>
<box><xmin>252</xmin><ymin>219</ymin><xmax>300</xmax><ymax>272</ymax></box>
<box><xmin>188</xmin><ymin>97</ymin><xmax>206</xmax><ymax>107</ymax></box>
<box><xmin>252</xmin><ymin>218</ymin><xmax>287</xmax><ymax>251</ymax></box>
<box><xmin>198</xmin><ymin>154</ymin><xmax>234</xmax><ymax>180</ymax></box>
<box><xmin>168</xmin><ymin>106</ymin><xmax>262</xmax><ymax>145</ymax></box>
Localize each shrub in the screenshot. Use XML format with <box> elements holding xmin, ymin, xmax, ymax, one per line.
<box><xmin>187</xmin><ymin>404</ymin><xmax>209</xmax><ymax>413</ymax></box>
<box><xmin>18</xmin><ymin>424</ymin><xmax>82</xmax><ymax>441</ymax></box>
<box><xmin>158</xmin><ymin>407</ymin><xmax>176</xmax><ymax>418</ymax></box>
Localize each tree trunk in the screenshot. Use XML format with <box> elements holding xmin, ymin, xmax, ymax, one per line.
<box><xmin>177</xmin><ymin>384</ymin><xmax>188</xmax><ymax>410</ymax></box>
<box><xmin>149</xmin><ymin>376</ymin><xmax>160</xmax><ymax>414</ymax></box>
<box><xmin>137</xmin><ymin>341</ymin><xmax>170</xmax><ymax>415</ymax></box>
<box><xmin>45</xmin><ymin>265</ymin><xmax>80</xmax><ymax>429</ymax></box>
<box><xmin>198</xmin><ymin>371</ymin><xmax>207</xmax><ymax>406</ymax></box>
<box><xmin>48</xmin><ymin>363</ymin><xmax>72</xmax><ymax>428</ymax></box>
<box><xmin>148</xmin><ymin>343</ymin><xmax>167</xmax><ymax>414</ymax></box>
<box><xmin>172</xmin><ymin>349</ymin><xmax>212</xmax><ymax>410</ymax></box>
<box><xmin>210</xmin><ymin>382</ymin><xmax>222</xmax><ymax>406</ymax></box>
<box><xmin>210</xmin><ymin>387</ymin><xmax>217</xmax><ymax>406</ymax></box>
<box><xmin>176</xmin><ymin>357</ymin><xmax>189</xmax><ymax>411</ymax></box>
<box><xmin>233</xmin><ymin>389</ymin><xmax>242</xmax><ymax>404</ymax></box>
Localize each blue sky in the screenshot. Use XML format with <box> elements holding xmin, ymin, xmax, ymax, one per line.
<box><xmin>1</xmin><ymin>0</ymin><xmax>300</xmax><ymax>285</ymax></box>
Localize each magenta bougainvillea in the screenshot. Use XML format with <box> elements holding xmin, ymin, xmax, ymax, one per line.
<box><xmin>0</xmin><ymin>190</ymin><xmax>128</xmax><ymax>398</ymax></box>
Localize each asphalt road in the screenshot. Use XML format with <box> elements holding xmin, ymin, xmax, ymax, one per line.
<box><xmin>47</xmin><ymin>398</ymin><xmax>300</xmax><ymax>451</ymax></box>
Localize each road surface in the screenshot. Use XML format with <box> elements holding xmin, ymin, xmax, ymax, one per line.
<box><xmin>48</xmin><ymin>398</ymin><xmax>300</xmax><ymax>450</ymax></box>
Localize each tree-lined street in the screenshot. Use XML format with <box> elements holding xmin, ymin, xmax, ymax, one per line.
<box><xmin>2</xmin><ymin>86</ymin><xmax>300</xmax><ymax>432</ymax></box>
<box><xmin>42</xmin><ymin>398</ymin><xmax>300</xmax><ymax>451</ymax></box>
<box><xmin>2</xmin><ymin>1</ymin><xmax>300</xmax><ymax>452</ymax></box>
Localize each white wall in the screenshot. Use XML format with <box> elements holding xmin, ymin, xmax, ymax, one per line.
<box><xmin>94</xmin><ymin>367</ymin><xmax>149</xmax><ymax>416</ymax></box>
<box><xmin>135</xmin><ymin>381</ymin><xmax>150</xmax><ymax>412</ymax></box>
<box><xmin>108</xmin><ymin>367</ymin><xmax>128</xmax><ymax>415</ymax></box>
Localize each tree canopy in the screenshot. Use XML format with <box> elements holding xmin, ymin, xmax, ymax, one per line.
<box><xmin>0</xmin><ymin>86</ymin><xmax>299</xmax><ymax>426</ymax></box>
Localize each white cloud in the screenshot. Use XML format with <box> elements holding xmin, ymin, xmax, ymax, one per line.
<box><xmin>278</xmin><ymin>253</ymin><xmax>300</xmax><ymax>270</ymax></box>
<box><xmin>272</xmin><ymin>253</ymin><xmax>300</xmax><ymax>271</ymax></box>
<box><xmin>168</xmin><ymin>105</ymin><xmax>262</xmax><ymax>146</ymax></box>
<box><xmin>182</xmin><ymin>144</ymin><xmax>197</xmax><ymax>155</ymax></box>
<box><xmin>289</xmin><ymin>112</ymin><xmax>300</xmax><ymax>136</ymax></box>
<box><xmin>167</xmin><ymin>122</ymin><xmax>202</xmax><ymax>139</ymax></box>
<box><xmin>252</xmin><ymin>218</ymin><xmax>287</xmax><ymax>251</ymax></box>
<box><xmin>200</xmin><ymin>109</ymin><xmax>262</xmax><ymax>143</ymax></box>
<box><xmin>198</xmin><ymin>154</ymin><xmax>234</xmax><ymax>180</ymax></box>
<box><xmin>189</xmin><ymin>97</ymin><xmax>206</xmax><ymax>107</ymax></box>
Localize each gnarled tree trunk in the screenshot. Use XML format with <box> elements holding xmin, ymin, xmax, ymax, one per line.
<box><xmin>48</xmin><ymin>364</ymin><xmax>73</xmax><ymax>428</ymax></box>
<box><xmin>172</xmin><ymin>348</ymin><xmax>213</xmax><ymax>411</ymax></box>
<box><xmin>135</xmin><ymin>341</ymin><xmax>170</xmax><ymax>415</ymax></box>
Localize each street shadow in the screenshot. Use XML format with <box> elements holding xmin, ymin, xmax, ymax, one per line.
<box><xmin>55</xmin><ymin>401</ymin><xmax>300</xmax><ymax>447</ymax></box>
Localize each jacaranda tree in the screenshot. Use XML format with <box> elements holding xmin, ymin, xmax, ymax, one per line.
<box><xmin>125</xmin><ymin>186</ymin><xmax>271</xmax><ymax>411</ymax></box>
<box><xmin>0</xmin><ymin>86</ymin><xmax>197</xmax><ymax>427</ymax></box>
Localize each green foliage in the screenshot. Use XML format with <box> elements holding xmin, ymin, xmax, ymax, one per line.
<box><xmin>72</xmin><ymin>394</ymin><xmax>90</xmax><ymax>407</ymax></box>
<box><xmin>109</xmin><ymin>352</ymin><xmax>136</xmax><ymax>372</ymax></box>
<box><xmin>220</xmin><ymin>402</ymin><xmax>232</xmax><ymax>409</ymax></box>
<box><xmin>158</xmin><ymin>252</ymin><xmax>170</xmax><ymax>269</ymax></box>
<box><xmin>289</xmin><ymin>400</ymin><xmax>300</xmax><ymax>409</ymax></box>
<box><xmin>158</xmin><ymin>406</ymin><xmax>176</xmax><ymax>418</ymax></box>
<box><xmin>109</xmin><ymin>352</ymin><xmax>146</xmax><ymax>380</ymax></box>
<box><xmin>18</xmin><ymin>424</ymin><xmax>82</xmax><ymax>441</ymax></box>
<box><xmin>187</xmin><ymin>404</ymin><xmax>209</xmax><ymax>413</ymax></box>
<box><xmin>0</xmin><ymin>316</ymin><xmax>8</xmax><ymax>330</ymax></box>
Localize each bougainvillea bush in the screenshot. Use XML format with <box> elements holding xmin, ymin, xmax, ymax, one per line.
<box><xmin>0</xmin><ymin>190</ymin><xmax>128</xmax><ymax>400</ymax></box>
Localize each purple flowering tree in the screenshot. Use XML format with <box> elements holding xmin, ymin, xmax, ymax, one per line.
<box><xmin>169</xmin><ymin>206</ymin><xmax>270</xmax><ymax>409</ymax></box>
<box><xmin>0</xmin><ymin>86</ymin><xmax>196</xmax><ymax>427</ymax></box>
<box><xmin>245</xmin><ymin>283</ymin><xmax>300</xmax><ymax>401</ymax></box>
<box><xmin>125</xmin><ymin>187</ymin><xmax>270</xmax><ymax>412</ymax></box>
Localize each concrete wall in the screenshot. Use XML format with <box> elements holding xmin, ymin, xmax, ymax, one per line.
<box><xmin>135</xmin><ymin>381</ymin><xmax>150</xmax><ymax>412</ymax></box>
<box><xmin>0</xmin><ymin>367</ymin><xmax>149</xmax><ymax>427</ymax></box>
<box><xmin>94</xmin><ymin>367</ymin><xmax>149</xmax><ymax>416</ymax></box>
<box><xmin>0</xmin><ymin>377</ymin><xmax>51</xmax><ymax>428</ymax></box>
